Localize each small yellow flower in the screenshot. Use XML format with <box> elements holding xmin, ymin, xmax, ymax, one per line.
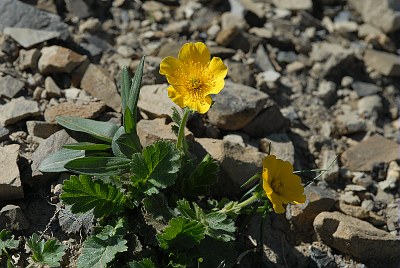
<box><xmin>262</xmin><ymin>155</ymin><xmax>306</xmax><ymax>213</ymax></box>
<box><xmin>159</xmin><ymin>42</ymin><xmax>228</xmax><ymax>114</ymax></box>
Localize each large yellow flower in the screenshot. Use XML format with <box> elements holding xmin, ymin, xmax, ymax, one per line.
<box><xmin>262</xmin><ymin>155</ymin><xmax>306</xmax><ymax>213</ymax></box>
<box><xmin>159</xmin><ymin>42</ymin><xmax>228</xmax><ymax>114</ymax></box>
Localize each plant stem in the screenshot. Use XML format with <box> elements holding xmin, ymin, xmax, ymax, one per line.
<box><xmin>176</xmin><ymin>108</ymin><xmax>190</xmax><ymax>152</ymax></box>
<box><xmin>221</xmin><ymin>193</ymin><xmax>260</xmax><ymax>215</ymax></box>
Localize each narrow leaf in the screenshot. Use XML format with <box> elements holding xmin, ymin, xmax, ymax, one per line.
<box><xmin>39</xmin><ymin>148</ymin><xmax>85</xmax><ymax>173</ymax></box>
<box><xmin>127</xmin><ymin>56</ymin><xmax>145</xmax><ymax>115</ymax></box>
<box><xmin>63</xmin><ymin>142</ymin><xmax>111</xmax><ymax>151</ymax></box>
<box><xmin>112</xmin><ymin>126</ymin><xmax>141</xmax><ymax>159</ymax></box>
<box><xmin>56</xmin><ymin>116</ymin><xmax>119</xmax><ymax>143</ymax></box>
<box><xmin>121</xmin><ymin>66</ymin><xmax>132</xmax><ymax>114</ymax></box>
<box><xmin>65</xmin><ymin>157</ymin><xmax>131</xmax><ymax>176</ymax></box>
<box><xmin>124</xmin><ymin>106</ymin><xmax>134</xmax><ymax>134</ymax></box>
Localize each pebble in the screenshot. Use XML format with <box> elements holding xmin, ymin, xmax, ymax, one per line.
<box><xmin>0</xmin><ymin>75</ymin><xmax>25</xmax><ymax>99</ymax></box>
<box><xmin>38</xmin><ymin>46</ymin><xmax>87</xmax><ymax>74</ymax></box>
<box><xmin>44</xmin><ymin>101</ymin><xmax>106</xmax><ymax>123</ymax></box>
<box><xmin>0</xmin><ymin>97</ymin><xmax>40</xmax><ymax>126</ymax></box>
<box><xmin>0</xmin><ymin>144</ymin><xmax>24</xmax><ymax>200</ymax></box>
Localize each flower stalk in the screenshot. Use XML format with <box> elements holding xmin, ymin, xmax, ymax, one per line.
<box><xmin>176</xmin><ymin>108</ymin><xmax>191</xmax><ymax>153</ymax></box>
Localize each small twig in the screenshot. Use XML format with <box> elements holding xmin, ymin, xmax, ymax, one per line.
<box><xmin>304</xmin><ymin>154</ymin><xmax>339</xmax><ymax>187</ymax></box>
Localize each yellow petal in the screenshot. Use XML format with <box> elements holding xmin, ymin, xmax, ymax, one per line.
<box><xmin>178</xmin><ymin>42</ymin><xmax>210</xmax><ymax>66</ymax></box>
<box><xmin>262</xmin><ymin>172</ymin><xmax>274</xmax><ymax>196</ymax></box>
<box><xmin>186</xmin><ymin>96</ymin><xmax>212</xmax><ymax>114</ymax></box>
<box><xmin>263</xmin><ymin>155</ymin><xmax>279</xmax><ymax>180</ymax></box>
<box><xmin>269</xmin><ymin>192</ymin><xmax>285</xmax><ymax>213</ymax></box>
<box><xmin>159</xmin><ymin>56</ymin><xmax>182</xmax><ymax>85</ymax></box>
<box><xmin>208</xmin><ymin>57</ymin><xmax>228</xmax><ymax>80</ymax></box>
<box><xmin>167</xmin><ymin>86</ymin><xmax>185</xmax><ymax>108</ymax></box>
<box><xmin>208</xmin><ymin>78</ymin><xmax>225</xmax><ymax>95</ymax></box>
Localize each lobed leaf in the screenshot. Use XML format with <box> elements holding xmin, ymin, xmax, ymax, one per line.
<box><xmin>0</xmin><ymin>229</ymin><xmax>19</xmax><ymax>252</ymax></box>
<box><xmin>142</xmin><ymin>193</ymin><xmax>175</xmax><ymax>231</ymax></box>
<box><xmin>58</xmin><ymin>206</ymin><xmax>94</xmax><ymax>234</ymax></box>
<box><xmin>26</xmin><ymin>234</ymin><xmax>65</xmax><ymax>268</ymax></box>
<box><xmin>127</xmin><ymin>258</ymin><xmax>156</xmax><ymax>268</ymax></box>
<box><xmin>65</xmin><ymin>157</ymin><xmax>131</xmax><ymax>176</ymax></box>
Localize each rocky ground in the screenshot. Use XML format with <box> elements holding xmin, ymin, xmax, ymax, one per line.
<box><xmin>0</xmin><ymin>0</ymin><xmax>400</xmax><ymax>267</ymax></box>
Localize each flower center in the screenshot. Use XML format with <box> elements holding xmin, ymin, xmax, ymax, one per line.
<box><xmin>271</xmin><ymin>181</ymin><xmax>284</xmax><ymax>195</ymax></box>
<box><xmin>180</xmin><ymin>62</ymin><xmax>213</xmax><ymax>100</ymax></box>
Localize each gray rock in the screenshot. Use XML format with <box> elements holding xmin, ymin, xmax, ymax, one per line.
<box><xmin>342</xmin><ymin>134</ymin><xmax>398</xmax><ymax>171</ymax></box>
<box><xmin>314</xmin><ymin>211</ymin><xmax>400</xmax><ymax>266</ymax></box>
<box><xmin>163</xmin><ymin>20</ymin><xmax>190</xmax><ymax>34</ymax></box>
<box><xmin>321</xmin><ymin>149</ymin><xmax>339</xmax><ymax>181</ymax></box>
<box><xmin>260</xmin><ymin>133</ymin><xmax>295</xmax><ymax>164</ymax></box>
<box><xmin>363</xmin><ymin>49</ymin><xmax>400</xmax><ymax>77</ymax></box>
<box><xmin>0</xmin><ymin>126</ymin><xmax>9</xmax><ymax>141</ymax></box>
<box><xmin>242</xmin><ymin>105</ymin><xmax>288</xmax><ymax>137</ymax></box>
<box><xmin>378</xmin><ymin>161</ymin><xmax>400</xmax><ymax>191</ymax></box>
<box><xmin>44</xmin><ymin>76</ymin><xmax>61</xmax><ymax>98</ymax></box>
<box><xmin>65</xmin><ymin>0</ymin><xmax>91</xmax><ymax>19</ymax></box>
<box><xmin>26</xmin><ymin>120</ymin><xmax>61</xmax><ymax>139</ymax></box>
<box><xmin>0</xmin><ymin>97</ymin><xmax>40</xmax><ymax>126</ymax></box>
<box><xmin>138</xmin><ymin>84</ymin><xmax>180</xmax><ymax>118</ymax></box>
<box><xmin>272</xmin><ymin>0</ymin><xmax>313</xmax><ymax>11</ymax></box>
<box><xmin>357</xmin><ymin>95</ymin><xmax>382</xmax><ymax>117</ymax></box>
<box><xmin>221</xmin><ymin>12</ymin><xmax>247</xmax><ymax>30</ymax></box>
<box><xmin>81</xmin><ymin>64</ymin><xmax>121</xmax><ymax>112</ymax></box>
<box><xmin>38</xmin><ymin>46</ymin><xmax>87</xmax><ymax>74</ymax></box>
<box><xmin>338</xmin><ymin>202</ymin><xmax>385</xmax><ymax>227</ymax></box>
<box><xmin>0</xmin><ymin>205</ymin><xmax>29</xmax><ymax>231</ymax></box>
<box><xmin>225</xmin><ymin>60</ymin><xmax>254</xmax><ymax>86</ymax></box>
<box><xmin>335</xmin><ymin>111</ymin><xmax>366</xmax><ymax>135</ymax></box>
<box><xmin>0</xmin><ymin>144</ymin><xmax>24</xmax><ymax>200</ymax></box>
<box><xmin>208</xmin><ymin>81</ymin><xmax>270</xmax><ymax>130</ymax></box>
<box><xmin>222</xmin><ymin>134</ymin><xmax>246</xmax><ymax>147</ymax></box>
<box><xmin>352</xmin><ymin>81</ymin><xmax>381</xmax><ymax>97</ymax></box>
<box><xmin>18</xmin><ymin>48</ymin><xmax>41</xmax><ymax>70</ymax></box>
<box><xmin>0</xmin><ymin>75</ymin><xmax>25</xmax><ymax>99</ymax></box>
<box><xmin>314</xmin><ymin>80</ymin><xmax>336</xmax><ymax>106</ymax></box>
<box><xmin>339</xmin><ymin>191</ymin><xmax>361</xmax><ymax>205</ymax></box>
<box><xmin>255</xmin><ymin>45</ymin><xmax>274</xmax><ymax>72</ymax></box>
<box><xmin>3</xmin><ymin>27</ymin><xmax>60</xmax><ymax>48</ymax></box>
<box><xmin>44</xmin><ymin>101</ymin><xmax>106</xmax><ymax>124</ymax></box>
<box><xmin>0</xmin><ymin>0</ymin><xmax>69</xmax><ymax>40</ymax></box>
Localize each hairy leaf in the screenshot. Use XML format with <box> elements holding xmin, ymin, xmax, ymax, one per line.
<box><xmin>56</xmin><ymin>116</ymin><xmax>119</xmax><ymax>143</ymax></box>
<box><xmin>130</xmin><ymin>140</ymin><xmax>180</xmax><ymax>189</ymax></box>
<box><xmin>61</xmin><ymin>175</ymin><xmax>126</xmax><ymax>218</ymax></box>
<box><xmin>63</xmin><ymin>142</ymin><xmax>111</xmax><ymax>151</ymax></box>
<box><xmin>157</xmin><ymin>217</ymin><xmax>205</xmax><ymax>250</ymax></box>
<box><xmin>65</xmin><ymin>157</ymin><xmax>131</xmax><ymax>176</ymax></box>
<box><xmin>127</xmin><ymin>258</ymin><xmax>156</xmax><ymax>268</ymax></box>
<box><xmin>58</xmin><ymin>206</ymin><xmax>94</xmax><ymax>234</ymax></box>
<box><xmin>112</xmin><ymin>126</ymin><xmax>141</xmax><ymax>159</ymax></box>
<box><xmin>39</xmin><ymin>148</ymin><xmax>85</xmax><ymax>173</ymax></box>
<box><xmin>170</xmin><ymin>107</ymin><xmax>181</xmax><ymax>137</ymax></box>
<box><xmin>0</xmin><ymin>230</ymin><xmax>19</xmax><ymax>251</ymax></box>
<box><xmin>27</xmin><ymin>234</ymin><xmax>65</xmax><ymax>268</ymax></box>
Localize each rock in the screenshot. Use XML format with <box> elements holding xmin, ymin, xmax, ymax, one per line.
<box><xmin>242</xmin><ymin>105</ymin><xmax>288</xmax><ymax>137</ymax></box>
<box><xmin>3</xmin><ymin>27</ymin><xmax>60</xmax><ymax>48</ymax></box>
<box><xmin>286</xmin><ymin>185</ymin><xmax>337</xmax><ymax>236</ymax></box>
<box><xmin>138</xmin><ymin>84</ymin><xmax>180</xmax><ymax>118</ymax></box>
<box><xmin>320</xmin><ymin>149</ymin><xmax>339</xmax><ymax>181</ymax></box>
<box><xmin>335</xmin><ymin>111</ymin><xmax>366</xmax><ymax>135</ymax></box>
<box><xmin>0</xmin><ymin>205</ymin><xmax>29</xmax><ymax>231</ymax></box>
<box><xmin>163</xmin><ymin>20</ymin><xmax>190</xmax><ymax>34</ymax></box>
<box><xmin>30</xmin><ymin>130</ymin><xmax>76</xmax><ymax>182</ymax></box>
<box><xmin>314</xmin><ymin>211</ymin><xmax>400</xmax><ymax>265</ymax></box>
<box><xmin>351</xmin><ymin>81</ymin><xmax>381</xmax><ymax>97</ymax></box>
<box><xmin>386</xmin><ymin>201</ymin><xmax>400</xmax><ymax>235</ymax></box>
<box><xmin>378</xmin><ymin>161</ymin><xmax>400</xmax><ymax>191</ymax></box>
<box><xmin>342</xmin><ymin>134</ymin><xmax>398</xmax><ymax>171</ymax></box>
<box><xmin>0</xmin><ymin>0</ymin><xmax>69</xmax><ymax>40</ymax></box>
<box><xmin>352</xmin><ymin>172</ymin><xmax>373</xmax><ymax>188</ymax></box>
<box><xmin>137</xmin><ymin>118</ymin><xmax>193</xmax><ymax>147</ymax></box>
<box><xmin>348</xmin><ymin>0</ymin><xmax>400</xmax><ymax>33</ymax></box>
<box><xmin>255</xmin><ymin>45</ymin><xmax>274</xmax><ymax>72</ymax></box>
<box><xmin>208</xmin><ymin>81</ymin><xmax>270</xmax><ymax>130</ymax></box>
<box><xmin>222</xmin><ymin>134</ymin><xmax>246</xmax><ymax>147</ymax></box>
<box><xmin>363</xmin><ymin>49</ymin><xmax>400</xmax><ymax>77</ymax></box>
<box><xmin>0</xmin><ymin>126</ymin><xmax>9</xmax><ymax>141</ymax></box>
<box><xmin>44</xmin><ymin>101</ymin><xmax>106</xmax><ymax>124</ymax></box>
<box><xmin>215</xmin><ymin>26</ymin><xmax>240</xmax><ymax>46</ymax></box>
<box><xmin>256</xmin><ymin>70</ymin><xmax>281</xmax><ymax>83</ymax></box>
<box><xmin>81</xmin><ymin>64</ymin><xmax>121</xmax><ymax>112</ymax></box>
<box><xmin>18</xmin><ymin>48</ymin><xmax>41</xmax><ymax>70</ymax></box>
<box><xmin>0</xmin><ymin>75</ymin><xmax>25</xmax><ymax>99</ymax></box>
<box><xmin>357</xmin><ymin>95</ymin><xmax>382</xmax><ymax>117</ymax></box>
<box><xmin>314</xmin><ymin>80</ymin><xmax>336</xmax><ymax>106</ymax></box>
<box><xmin>44</xmin><ymin>77</ymin><xmax>61</xmax><ymax>98</ymax></box>
<box><xmin>0</xmin><ymin>144</ymin><xmax>24</xmax><ymax>200</ymax></box>
<box><xmin>209</xmin><ymin>46</ymin><xmax>236</xmax><ymax>59</ymax></box>
<box><xmin>221</xmin><ymin>12</ymin><xmax>247</xmax><ymax>30</ymax></box>
<box><xmin>272</xmin><ymin>0</ymin><xmax>312</xmax><ymax>11</ymax></box>
<box><xmin>239</xmin><ymin>0</ymin><xmax>265</xmax><ymax>26</ymax></box>
<box><xmin>286</xmin><ymin>61</ymin><xmax>306</xmax><ymax>73</ymax></box>
<box><xmin>225</xmin><ymin>60</ymin><xmax>254</xmax><ymax>86</ymax></box>
<box><xmin>38</xmin><ymin>46</ymin><xmax>87</xmax><ymax>74</ymax></box>
<box><xmin>26</xmin><ymin>121</ymin><xmax>62</xmax><ymax>139</ymax></box>
<box><xmin>65</xmin><ymin>0</ymin><xmax>91</xmax><ymax>19</ymax></box>
<box><xmin>338</xmin><ymin>202</ymin><xmax>385</xmax><ymax>227</ymax></box>
<box><xmin>0</xmin><ymin>97</ymin><xmax>40</xmax><ymax>126</ymax></box>
<box><xmin>259</xmin><ymin>133</ymin><xmax>295</xmax><ymax>164</ymax></box>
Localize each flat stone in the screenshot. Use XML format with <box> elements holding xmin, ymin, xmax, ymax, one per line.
<box><xmin>272</xmin><ymin>0</ymin><xmax>312</xmax><ymax>11</ymax></box>
<box><xmin>314</xmin><ymin>211</ymin><xmax>400</xmax><ymax>266</ymax></box>
<box><xmin>138</xmin><ymin>84</ymin><xmax>180</xmax><ymax>118</ymax></box>
<box><xmin>363</xmin><ymin>49</ymin><xmax>400</xmax><ymax>77</ymax></box>
<box><xmin>137</xmin><ymin>118</ymin><xmax>193</xmax><ymax>147</ymax></box>
<box><xmin>352</xmin><ymin>81</ymin><xmax>381</xmax><ymax>97</ymax></box>
<box><xmin>335</xmin><ymin>111</ymin><xmax>366</xmax><ymax>135</ymax></box>
<box><xmin>342</xmin><ymin>134</ymin><xmax>398</xmax><ymax>171</ymax></box>
<box><xmin>357</xmin><ymin>95</ymin><xmax>382</xmax><ymax>117</ymax></box>
<box><xmin>81</xmin><ymin>64</ymin><xmax>121</xmax><ymax>112</ymax></box>
<box><xmin>26</xmin><ymin>120</ymin><xmax>62</xmax><ymax>139</ymax></box>
<box><xmin>0</xmin><ymin>0</ymin><xmax>69</xmax><ymax>40</ymax></box>
<box><xmin>242</xmin><ymin>105</ymin><xmax>288</xmax><ymax>137</ymax></box>
<box><xmin>0</xmin><ymin>144</ymin><xmax>24</xmax><ymax>200</ymax></box>
<box><xmin>3</xmin><ymin>27</ymin><xmax>60</xmax><ymax>48</ymax></box>
<box><xmin>18</xmin><ymin>48</ymin><xmax>41</xmax><ymax>70</ymax></box>
<box><xmin>260</xmin><ymin>133</ymin><xmax>295</xmax><ymax>164</ymax></box>
<box><xmin>38</xmin><ymin>46</ymin><xmax>87</xmax><ymax>74</ymax></box>
<box><xmin>208</xmin><ymin>81</ymin><xmax>270</xmax><ymax>130</ymax></box>
<box><xmin>0</xmin><ymin>75</ymin><xmax>25</xmax><ymax>99</ymax></box>
<box><xmin>338</xmin><ymin>202</ymin><xmax>385</xmax><ymax>227</ymax></box>
<box><xmin>44</xmin><ymin>101</ymin><xmax>106</xmax><ymax>123</ymax></box>
<box><xmin>44</xmin><ymin>76</ymin><xmax>61</xmax><ymax>98</ymax></box>
<box><xmin>0</xmin><ymin>126</ymin><xmax>9</xmax><ymax>141</ymax></box>
<box><xmin>65</xmin><ymin>0</ymin><xmax>91</xmax><ymax>19</ymax></box>
<box><xmin>0</xmin><ymin>205</ymin><xmax>29</xmax><ymax>231</ymax></box>
<box><xmin>0</xmin><ymin>97</ymin><xmax>40</xmax><ymax>126</ymax></box>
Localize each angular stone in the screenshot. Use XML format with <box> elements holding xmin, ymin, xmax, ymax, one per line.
<box><xmin>65</xmin><ymin>0</ymin><xmax>91</xmax><ymax>19</ymax></box>
<box><xmin>38</xmin><ymin>46</ymin><xmax>87</xmax><ymax>74</ymax></box>
<box><xmin>342</xmin><ymin>134</ymin><xmax>398</xmax><ymax>171</ymax></box>
<box><xmin>44</xmin><ymin>101</ymin><xmax>105</xmax><ymax>124</ymax></box>
<box><xmin>138</xmin><ymin>84</ymin><xmax>180</xmax><ymax>118</ymax></box>
<box><xmin>272</xmin><ymin>0</ymin><xmax>313</xmax><ymax>11</ymax></box>
<box><xmin>3</xmin><ymin>27</ymin><xmax>60</xmax><ymax>48</ymax></box>
<box><xmin>18</xmin><ymin>48</ymin><xmax>41</xmax><ymax>70</ymax></box>
<box><xmin>320</xmin><ymin>149</ymin><xmax>339</xmax><ymax>181</ymax></box>
<box><xmin>0</xmin><ymin>0</ymin><xmax>69</xmax><ymax>40</ymax></box>
<box><xmin>314</xmin><ymin>211</ymin><xmax>400</xmax><ymax>265</ymax></box>
<box><xmin>352</xmin><ymin>81</ymin><xmax>381</xmax><ymax>97</ymax></box>
<box><xmin>0</xmin><ymin>205</ymin><xmax>29</xmax><ymax>231</ymax></box>
<box><xmin>81</xmin><ymin>64</ymin><xmax>121</xmax><ymax>112</ymax></box>
<box><xmin>208</xmin><ymin>81</ymin><xmax>270</xmax><ymax>130</ymax></box>
<box><xmin>0</xmin><ymin>126</ymin><xmax>9</xmax><ymax>141</ymax></box>
<box><xmin>363</xmin><ymin>49</ymin><xmax>400</xmax><ymax>77</ymax></box>
<box><xmin>260</xmin><ymin>133</ymin><xmax>295</xmax><ymax>164</ymax></box>
<box><xmin>26</xmin><ymin>120</ymin><xmax>62</xmax><ymax>139</ymax></box>
<box><xmin>357</xmin><ymin>95</ymin><xmax>382</xmax><ymax>117</ymax></box>
<box><xmin>338</xmin><ymin>202</ymin><xmax>385</xmax><ymax>227</ymax></box>
<box><xmin>242</xmin><ymin>105</ymin><xmax>288</xmax><ymax>137</ymax></box>
<box><xmin>0</xmin><ymin>144</ymin><xmax>24</xmax><ymax>200</ymax></box>
<box><xmin>0</xmin><ymin>75</ymin><xmax>25</xmax><ymax>99</ymax></box>
<box><xmin>137</xmin><ymin>118</ymin><xmax>193</xmax><ymax>147</ymax></box>
<box><xmin>0</xmin><ymin>97</ymin><xmax>40</xmax><ymax>126</ymax></box>
<box><xmin>335</xmin><ymin>111</ymin><xmax>366</xmax><ymax>135</ymax></box>
<box><xmin>44</xmin><ymin>76</ymin><xmax>61</xmax><ymax>98</ymax></box>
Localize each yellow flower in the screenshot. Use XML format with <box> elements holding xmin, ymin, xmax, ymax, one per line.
<box><xmin>262</xmin><ymin>155</ymin><xmax>306</xmax><ymax>213</ymax></box>
<box><xmin>159</xmin><ymin>42</ymin><xmax>228</xmax><ymax>114</ymax></box>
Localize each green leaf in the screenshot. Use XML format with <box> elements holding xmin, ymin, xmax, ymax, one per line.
<box><xmin>157</xmin><ymin>217</ymin><xmax>205</xmax><ymax>250</ymax></box>
<box><xmin>58</xmin><ymin>206</ymin><xmax>94</xmax><ymax>235</ymax></box>
<box><xmin>127</xmin><ymin>258</ymin><xmax>156</xmax><ymax>268</ymax></box>
<box><xmin>130</xmin><ymin>140</ymin><xmax>180</xmax><ymax>189</ymax></box>
<box><xmin>171</xmin><ymin>107</ymin><xmax>181</xmax><ymax>137</ymax></box>
<box><xmin>127</xmin><ymin>56</ymin><xmax>145</xmax><ymax>116</ymax></box>
<box><xmin>39</xmin><ymin>148</ymin><xmax>85</xmax><ymax>173</ymax></box>
<box><xmin>77</xmin><ymin>225</ymin><xmax>128</xmax><ymax>268</ymax></box>
<box><xmin>194</xmin><ymin>237</ymin><xmax>236</xmax><ymax>268</ymax></box>
<box><xmin>61</xmin><ymin>175</ymin><xmax>126</xmax><ymax>218</ymax></box>
<box><xmin>0</xmin><ymin>230</ymin><xmax>19</xmax><ymax>252</ymax></box>
<box><xmin>124</xmin><ymin>106</ymin><xmax>134</xmax><ymax>134</ymax></box>
<box><xmin>65</xmin><ymin>157</ymin><xmax>131</xmax><ymax>176</ymax></box>
<box><xmin>56</xmin><ymin>116</ymin><xmax>119</xmax><ymax>143</ymax></box>
<box><xmin>142</xmin><ymin>193</ymin><xmax>175</xmax><ymax>230</ymax></box>
<box><xmin>27</xmin><ymin>234</ymin><xmax>65</xmax><ymax>268</ymax></box>
<box><xmin>121</xmin><ymin>66</ymin><xmax>132</xmax><ymax>114</ymax></box>
<box><xmin>112</xmin><ymin>126</ymin><xmax>141</xmax><ymax>159</ymax></box>
<box><xmin>63</xmin><ymin>142</ymin><xmax>111</xmax><ymax>151</ymax></box>
<box><xmin>183</xmin><ymin>154</ymin><xmax>219</xmax><ymax>196</ymax></box>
